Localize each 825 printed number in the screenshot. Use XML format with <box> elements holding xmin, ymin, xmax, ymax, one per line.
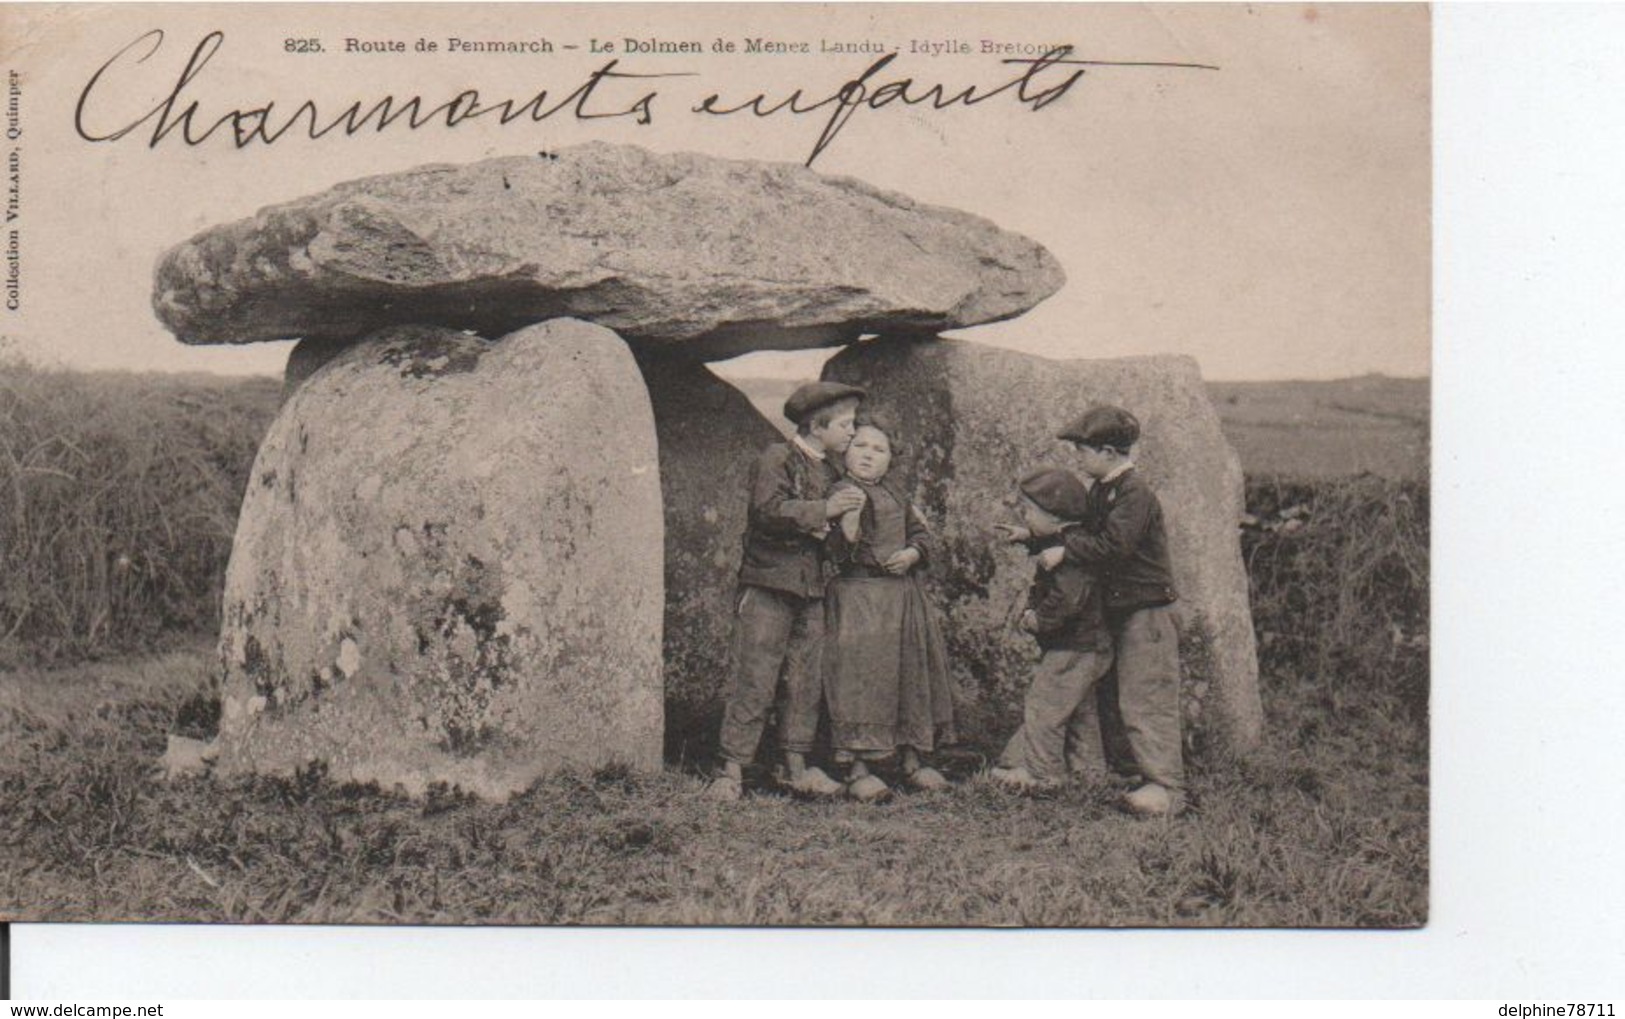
<box><xmin>284</xmin><ymin>38</ymin><xmax>324</xmax><ymax>53</ymax></box>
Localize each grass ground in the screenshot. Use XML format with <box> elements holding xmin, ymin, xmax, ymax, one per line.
<box><xmin>0</xmin><ymin>641</ymin><xmax>1426</xmax><ymax>927</ymax></box>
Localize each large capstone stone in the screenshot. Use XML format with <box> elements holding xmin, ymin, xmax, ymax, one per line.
<box><xmin>823</xmin><ymin>337</ymin><xmax>1262</xmax><ymax>750</ymax></box>
<box><xmin>154</xmin><ymin>143</ymin><xmax>1063</xmax><ymax>361</ymax></box>
<box><xmin>215</xmin><ymin>319</ymin><xmax>665</xmax><ymax>797</ymax></box>
<box><xmin>636</xmin><ymin>358</ymin><xmax>785</xmax><ymax>759</ymax></box>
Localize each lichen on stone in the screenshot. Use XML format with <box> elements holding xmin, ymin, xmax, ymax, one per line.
<box><xmin>376</xmin><ymin>329</ymin><xmax>486</xmax><ymax>379</ymax></box>
<box><xmin>241</xmin><ymin>634</ymin><xmax>279</xmax><ymax>707</ymax></box>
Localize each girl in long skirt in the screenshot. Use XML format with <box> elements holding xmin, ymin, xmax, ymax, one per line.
<box><xmin>824</xmin><ymin>412</ymin><xmax>956</xmax><ymax>802</ymax></box>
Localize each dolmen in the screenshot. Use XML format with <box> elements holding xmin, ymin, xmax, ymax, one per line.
<box><xmin>155</xmin><ymin>142</ymin><xmax>1259</xmax><ymax>797</ymax></box>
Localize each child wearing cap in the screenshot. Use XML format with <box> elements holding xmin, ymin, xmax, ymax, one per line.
<box><xmin>707</xmin><ymin>381</ymin><xmax>868</xmax><ymax>802</ymax></box>
<box><xmin>822</xmin><ymin>411</ymin><xmax>955</xmax><ymax>802</ymax></box>
<box><xmin>1040</xmin><ymin>405</ymin><xmax>1185</xmax><ymax>817</ymax></box>
<box><xmin>991</xmin><ymin>467</ymin><xmax>1115</xmax><ymax>791</ymax></box>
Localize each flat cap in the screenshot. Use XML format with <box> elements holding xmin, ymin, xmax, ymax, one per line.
<box><xmin>1019</xmin><ymin>467</ymin><xmax>1091</xmax><ymax>521</ymax></box>
<box><xmin>783</xmin><ymin>381</ymin><xmax>866</xmax><ymax>424</ymax></box>
<box><xmin>1058</xmin><ymin>405</ymin><xmax>1140</xmax><ymax>451</ymax></box>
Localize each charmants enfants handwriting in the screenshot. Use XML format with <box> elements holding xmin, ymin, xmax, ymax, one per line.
<box><xmin>73</xmin><ymin>30</ymin><xmax>1217</xmax><ymax>167</ymax></box>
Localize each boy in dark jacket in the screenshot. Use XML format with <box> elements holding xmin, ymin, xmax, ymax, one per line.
<box><xmin>1039</xmin><ymin>405</ymin><xmax>1184</xmax><ymax>816</ymax></box>
<box><xmin>990</xmin><ymin>467</ymin><xmax>1115</xmax><ymax>790</ymax></box>
<box><xmin>707</xmin><ymin>381</ymin><xmax>867</xmax><ymax>801</ymax></box>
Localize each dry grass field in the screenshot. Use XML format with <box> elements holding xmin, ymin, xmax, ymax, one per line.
<box><xmin>0</xmin><ymin>358</ymin><xmax>1428</xmax><ymax>927</ymax></box>
<box><xmin>1208</xmin><ymin>377</ymin><xmax>1429</xmax><ymax>481</ymax></box>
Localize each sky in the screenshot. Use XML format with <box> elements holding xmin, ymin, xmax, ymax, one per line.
<box><xmin>2</xmin><ymin>4</ymin><xmax>1429</xmax><ymax>381</ymax></box>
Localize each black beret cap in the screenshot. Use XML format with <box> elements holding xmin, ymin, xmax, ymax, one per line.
<box><xmin>1057</xmin><ymin>405</ymin><xmax>1141</xmax><ymax>451</ymax></box>
<box><xmin>1019</xmin><ymin>467</ymin><xmax>1091</xmax><ymax>521</ymax></box>
<box><xmin>783</xmin><ymin>381</ymin><xmax>866</xmax><ymax>424</ymax></box>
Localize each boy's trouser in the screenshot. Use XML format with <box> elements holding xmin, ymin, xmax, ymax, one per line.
<box><xmin>999</xmin><ymin>646</ymin><xmax>1114</xmax><ymax>783</ymax></box>
<box><xmin>1111</xmin><ymin>604</ymin><xmax>1185</xmax><ymax>790</ymax></box>
<box><xmin>718</xmin><ymin>584</ymin><xmax>825</xmax><ymax>765</ymax></box>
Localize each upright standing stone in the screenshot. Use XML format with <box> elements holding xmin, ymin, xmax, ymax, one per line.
<box><xmin>281</xmin><ymin>336</ymin><xmax>348</xmax><ymax>401</ymax></box>
<box><xmin>824</xmin><ymin>337</ymin><xmax>1261</xmax><ymax>750</ymax></box>
<box><xmin>635</xmin><ymin>358</ymin><xmax>785</xmax><ymax>758</ymax></box>
<box><xmin>215</xmin><ymin>319</ymin><xmax>665</xmax><ymax>798</ymax></box>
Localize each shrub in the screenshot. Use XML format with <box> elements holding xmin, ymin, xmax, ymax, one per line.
<box><xmin>0</xmin><ymin>357</ymin><xmax>279</xmax><ymax>665</ymax></box>
<box><xmin>1241</xmin><ymin>476</ymin><xmax>1429</xmax><ymax>717</ymax></box>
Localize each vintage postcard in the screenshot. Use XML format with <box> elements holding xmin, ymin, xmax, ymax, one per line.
<box><xmin>0</xmin><ymin>3</ymin><xmax>1429</xmax><ymax>928</ymax></box>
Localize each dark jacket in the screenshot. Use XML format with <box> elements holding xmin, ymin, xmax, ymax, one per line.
<box><xmin>1027</xmin><ymin>554</ymin><xmax>1110</xmax><ymax>652</ymax></box>
<box><xmin>825</xmin><ymin>477</ymin><xmax>936</xmax><ymax>578</ymax></box>
<box><xmin>1059</xmin><ymin>467</ymin><xmax>1178</xmax><ymax>614</ymax></box>
<box><xmin>737</xmin><ymin>441</ymin><xmax>841</xmax><ymax>599</ymax></box>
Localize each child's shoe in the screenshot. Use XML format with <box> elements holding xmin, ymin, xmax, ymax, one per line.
<box><xmin>991</xmin><ymin>765</ymin><xmax>1039</xmax><ymax>790</ymax></box>
<box><xmin>903</xmin><ymin>765</ymin><xmax>951</xmax><ymax>792</ymax></box>
<box><xmin>785</xmin><ymin>765</ymin><xmax>843</xmax><ymax>798</ymax></box>
<box><xmin>703</xmin><ymin>774</ymin><xmax>743</xmax><ymax>801</ymax></box>
<box><xmin>847</xmin><ymin>774</ymin><xmax>892</xmax><ymax>803</ymax></box>
<box><xmin>1121</xmin><ymin>782</ymin><xmax>1184</xmax><ymax>817</ymax></box>
<box><xmin>992</xmin><ymin>766</ymin><xmax>1062</xmax><ymax>795</ymax></box>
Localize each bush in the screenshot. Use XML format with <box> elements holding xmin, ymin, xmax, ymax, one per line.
<box><xmin>0</xmin><ymin>358</ymin><xmax>279</xmax><ymax>665</ymax></box>
<box><xmin>1241</xmin><ymin>476</ymin><xmax>1429</xmax><ymax>716</ymax></box>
